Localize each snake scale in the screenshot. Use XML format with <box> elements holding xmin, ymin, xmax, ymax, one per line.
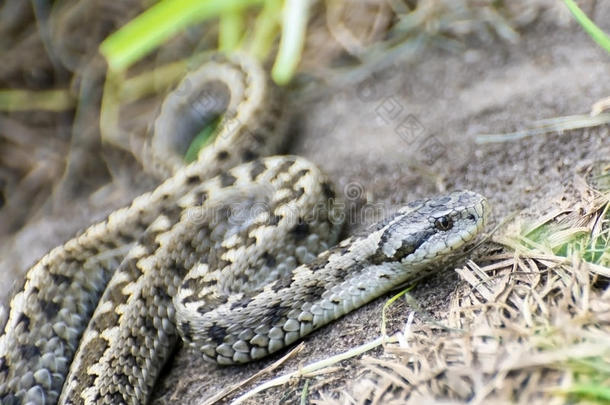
<box><xmin>0</xmin><ymin>53</ymin><xmax>489</xmax><ymax>405</ymax></box>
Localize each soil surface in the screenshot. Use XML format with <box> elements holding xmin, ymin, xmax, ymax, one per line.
<box><xmin>1</xmin><ymin>2</ymin><xmax>609</xmax><ymax>404</ymax></box>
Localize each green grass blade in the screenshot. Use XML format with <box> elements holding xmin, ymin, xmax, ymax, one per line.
<box><xmin>100</xmin><ymin>0</ymin><xmax>264</xmax><ymax>71</ymax></box>
<box><xmin>248</xmin><ymin>0</ymin><xmax>282</xmax><ymax>60</ymax></box>
<box><xmin>299</xmin><ymin>379</ymin><xmax>309</xmax><ymax>405</ymax></box>
<box><xmin>563</xmin><ymin>383</ymin><xmax>610</xmax><ymax>401</ymax></box>
<box><xmin>381</xmin><ymin>286</ymin><xmax>413</xmax><ymax>336</ymax></box>
<box><xmin>562</xmin><ymin>0</ymin><xmax>610</xmax><ymax>53</ymax></box>
<box><xmin>184</xmin><ymin>116</ymin><xmax>221</xmax><ymax>163</ymax></box>
<box><xmin>271</xmin><ymin>0</ymin><xmax>310</xmax><ymax>84</ymax></box>
<box><xmin>0</xmin><ymin>89</ymin><xmax>74</xmax><ymax>111</ymax></box>
<box><xmin>219</xmin><ymin>10</ymin><xmax>245</xmax><ymax>51</ymax></box>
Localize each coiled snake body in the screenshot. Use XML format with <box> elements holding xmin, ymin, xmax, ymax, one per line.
<box><xmin>0</xmin><ymin>54</ymin><xmax>488</xmax><ymax>405</ymax></box>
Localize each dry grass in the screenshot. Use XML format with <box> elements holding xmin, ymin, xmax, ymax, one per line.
<box><xmin>315</xmin><ymin>162</ymin><xmax>610</xmax><ymax>404</ymax></box>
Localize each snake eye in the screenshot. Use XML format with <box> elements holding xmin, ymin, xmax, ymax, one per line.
<box><xmin>434</xmin><ymin>216</ymin><xmax>453</xmax><ymax>231</ymax></box>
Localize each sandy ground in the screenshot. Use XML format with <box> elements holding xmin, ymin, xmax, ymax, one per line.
<box><xmin>1</xmin><ymin>2</ymin><xmax>609</xmax><ymax>404</ymax></box>
<box><xmin>149</xmin><ymin>7</ymin><xmax>610</xmax><ymax>405</ymax></box>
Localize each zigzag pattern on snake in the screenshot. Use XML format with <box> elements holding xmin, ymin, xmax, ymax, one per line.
<box><xmin>0</xmin><ymin>53</ymin><xmax>489</xmax><ymax>405</ymax></box>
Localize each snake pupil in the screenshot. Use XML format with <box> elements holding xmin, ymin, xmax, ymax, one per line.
<box><xmin>435</xmin><ymin>216</ymin><xmax>453</xmax><ymax>231</ymax></box>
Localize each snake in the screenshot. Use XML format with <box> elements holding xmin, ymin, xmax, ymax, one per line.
<box><xmin>0</xmin><ymin>53</ymin><xmax>489</xmax><ymax>405</ymax></box>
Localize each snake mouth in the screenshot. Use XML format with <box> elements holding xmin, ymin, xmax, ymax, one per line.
<box><xmin>458</xmin><ymin>191</ymin><xmax>490</xmax><ymax>246</ymax></box>
<box><xmin>443</xmin><ymin>192</ymin><xmax>490</xmax><ymax>264</ymax></box>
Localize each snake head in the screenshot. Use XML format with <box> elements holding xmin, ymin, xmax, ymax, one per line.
<box><xmin>371</xmin><ymin>190</ymin><xmax>489</xmax><ymax>267</ymax></box>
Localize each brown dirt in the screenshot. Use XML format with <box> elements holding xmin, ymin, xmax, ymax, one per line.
<box><xmin>1</xmin><ymin>1</ymin><xmax>609</xmax><ymax>404</ymax></box>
